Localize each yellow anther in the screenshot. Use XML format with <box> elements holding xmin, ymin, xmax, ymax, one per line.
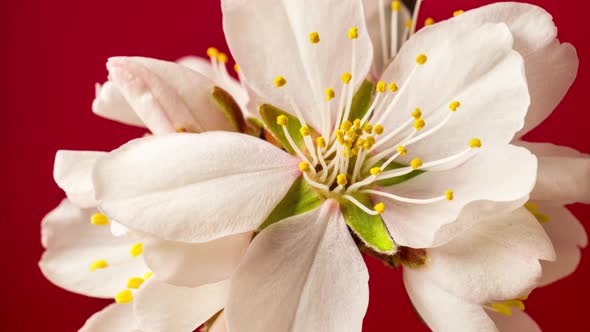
<box><xmin>348</xmin><ymin>27</ymin><xmax>359</xmax><ymax>39</ymax></box>
<box><xmin>397</xmin><ymin>145</ymin><xmax>407</xmax><ymax>155</ymax></box>
<box><xmin>90</xmin><ymin>213</ymin><xmax>109</xmax><ymax>226</ymax></box>
<box><xmin>370</xmin><ymin>167</ymin><xmax>382</xmax><ymax>176</ymax></box>
<box><xmin>299</xmin><ymin>161</ymin><xmax>311</xmax><ymax>172</ymax></box>
<box><xmin>504</xmin><ymin>300</ymin><xmax>525</xmax><ymax>311</ymax></box>
<box><xmin>340</xmin><ymin>120</ymin><xmax>353</xmax><ymax>131</ymax></box>
<box><xmin>130</xmin><ymin>243</ymin><xmax>143</xmax><ymax>257</ymax></box>
<box><xmin>115</xmin><ymin>290</ymin><xmax>133</xmax><ymax>304</ymax></box>
<box><xmin>363</xmin><ymin>141</ymin><xmax>373</xmax><ymax>150</ymax></box>
<box><xmin>490</xmin><ymin>303</ymin><xmax>513</xmax><ymax>316</ymax></box>
<box><xmin>524</xmin><ymin>202</ymin><xmax>539</xmax><ymax>213</ymax></box>
<box><xmin>391</xmin><ymin>0</ymin><xmax>401</xmax><ymax>11</ymax></box>
<box><xmin>424</xmin><ymin>17</ymin><xmax>435</xmax><ymax>26</ymax></box>
<box><xmin>299</xmin><ymin>125</ymin><xmax>311</xmax><ymax>136</ymax></box>
<box><xmin>144</xmin><ymin>271</ymin><xmax>154</xmax><ymax>279</ymax></box>
<box><xmin>90</xmin><ymin>259</ymin><xmax>108</xmax><ymax>272</ymax></box>
<box><xmin>414</xmin><ymin>118</ymin><xmax>426</xmax><ymax>131</ymax></box>
<box><xmin>374</xmin><ymin>202</ymin><xmax>386</xmax><ymax>214</ymax></box>
<box><xmin>416</xmin><ymin>54</ymin><xmax>428</xmax><ymax>65</ymax></box>
<box><xmin>309</xmin><ymin>31</ymin><xmax>320</xmax><ymax>44</ymax></box>
<box><xmin>469</xmin><ymin>138</ymin><xmax>482</xmax><ymax>148</ymax></box>
<box><xmin>325</xmin><ymin>88</ymin><xmax>335</xmax><ymax>101</ymax></box>
<box><xmin>373</xmin><ymin>124</ymin><xmax>384</xmax><ymax>135</ymax></box>
<box><xmin>525</xmin><ymin>202</ymin><xmax>551</xmax><ymax>223</ymax></box>
<box><xmin>376</xmin><ymin>81</ymin><xmax>387</xmax><ymax>93</ymax></box>
<box><xmin>445</xmin><ymin>190</ymin><xmax>454</xmax><ymax>201</ymax></box>
<box><xmin>410</xmin><ymin>158</ymin><xmax>423</xmax><ymax>170</ymax></box>
<box><xmin>316</xmin><ymin>136</ymin><xmax>327</xmax><ymax>148</ymax></box>
<box><xmin>351</xmin><ymin>146</ymin><xmax>360</xmax><ymax>156</ymax></box>
<box><xmin>366</xmin><ymin>136</ymin><xmax>376</xmax><ymax>145</ymax></box>
<box><xmin>175</xmin><ymin>127</ymin><xmax>187</xmax><ymax>133</ymax></box>
<box><xmin>353</xmin><ymin>119</ymin><xmax>362</xmax><ymax>129</ymax></box>
<box><xmin>346</xmin><ymin>129</ymin><xmax>358</xmax><ymax>140</ymax></box>
<box><xmin>234</xmin><ymin>63</ymin><xmax>241</xmax><ymax>73</ymax></box>
<box><xmin>216</xmin><ymin>53</ymin><xmax>228</xmax><ymax>64</ymax></box>
<box><xmin>336</xmin><ymin>130</ymin><xmax>345</xmax><ymax>144</ymax></box>
<box><xmin>411</xmin><ymin>108</ymin><xmax>422</xmax><ymax>119</ymax></box>
<box><xmin>337</xmin><ymin>174</ymin><xmax>348</xmax><ymax>186</ymax></box>
<box><xmin>127</xmin><ymin>277</ymin><xmax>144</xmax><ymax>289</ymax></box>
<box><xmin>206</xmin><ymin>47</ymin><xmax>219</xmax><ymax>57</ymax></box>
<box><xmin>388</xmin><ymin>82</ymin><xmax>399</xmax><ymax>92</ymax></box>
<box><xmin>453</xmin><ymin>10</ymin><xmax>465</xmax><ymax>17</ymax></box>
<box><xmin>405</xmin><ymin>19</ymin><xmax>413</xmax><ymax>28</ymax></box>
<box><xmin>274</xmin><ymin>76</ymin><xmax>287</xmax><ymax>87</ymax></box>
<box><xmin>449</xmin><ymin>101</ymin><xmax>461</xmax><ymax>111</ymax></box>
<box><xmin>276</xmin><ymin>115</ymin><xmax>289</xmax><ymax>126</ymax></box>
<box><xmin>341</xmin><ymin>72</ymin><xmax>352</xmax><ymax>84</ymax></box>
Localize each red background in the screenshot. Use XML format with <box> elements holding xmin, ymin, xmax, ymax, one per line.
<box><xmin>1</xmin><ymin>0</ymin><xmax>588</xmax><ymax>330</ymax></box>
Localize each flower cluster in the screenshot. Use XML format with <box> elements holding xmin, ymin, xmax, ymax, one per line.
<box><xmin>40</xmin><ymin>1</ymin><xmax>588</xmax><ymax>331</ymax></box>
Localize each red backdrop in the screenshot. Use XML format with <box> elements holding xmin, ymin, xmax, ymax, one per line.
<box><xmin>1</xmin><ymin>0</ymin><xmax>588</xmax><ymax>330</ymax></box>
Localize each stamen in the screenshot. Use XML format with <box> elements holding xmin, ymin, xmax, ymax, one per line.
<box><xmin>144</xmin><ymin>271</ymin><xmax>154</xmax><ymax>279</ymax></box>
<box><xmin>130</xmin><ymin>243</ymin><xmax>143</xmax><ymax>257</ymax></box>
<box><xmin>362</xmin><ymin>189</ymin><xmax>453</xmax><ymax>204</ymax></box>
<box><xmin>337</xmin><ymin>174</ymin><xmax>348</xmax><ymax>186</ymax></box>
<box><xmin>115</xmin><ymin>290</ymin><xmax>133</xmax><ymax>304</ymax></box>
<box><xmin>391</xmin><ymin>1</ymin><xmax>401</xmax><ymax>57</ymax></box>
<box><xmin>274</xmin><ymin>76</ymin><xmax>287</xmax><ymax>88</ymax></box>
<box><xmin>453</xmin><ymin>10</ymin><xmax>465</xmax><ymax>17</ymax></box>
<box><xmin>90</xmin><ymin>259</ymin><xmax>108</xmax><ymax>272</ymax></box>
<box><xmin>127</xmin><ymin>277</ymin><xmax>145</xmax><ymax>289</ymax></box>
<box><xmin>309</xmin><ymin>32</ymin><xmax>320</xmax><ymax>44</ymax></box>
<box><xmin>277</xmin><ymin>116</ymin><xmax>315</xmax><ymax>169</ymax></box>
<box><xmin>388</xmin><ymin>82</ymin><xmax>399</xmax><ymax>92</ymax></box>
<box><xmin>90</xmin><ymin>213</ymin><xmax>109</xmax><ymax>226</ymax></box>
<box><xmin>206</xmin><ymin>47</ymin><xmax>219</xmax><ymax>58</ymax></box>
<box><xmin>299</xmin><ymin>161</ymin><xmax>311</xmax><ymax>172</ymax></box>
<box><xmin>304</xmin><ymin>173</ymin><xmax>331</xmax><ymax>191</ymax></box>
<box><xmin>410</xmin><ymin>0</ymin><xmax>424</xmax><ymax>35</ymax></box>
<box><xmin>234</xmin><ymin>63</ymin><xmax>241</xmax><ymax>73</ymax></box>
<box><xmin>424</xmin><ymin>17</ymin><xmax>435</xmax><ymax>26</ymax></box>
<box><xmin>343</xmin><ymin>194</ymin><xmax>381</xmax><ymax>215</ymax></box>
<box><xmin>348</xmin><ymin>27</ymin><xmax>359</xmax><ymax>40</ymax></box>
<box><xmin>410</xmin><ymin>158</ymin><xmax>423</xmax><ymax>169</ymax></box>
<box><xmin>374</xmin><ymin>202</ymin><xmax>386</xmax><ymax>214</ymax></box>
<box><xmin>300</xmin><ymin>125</ymin><xmax>311</xmax><ymax>136</ymax></box>
<box><xmin>325</xmin><ymin>88</ymin><xmax>335</xmax><ymax>101</ymax></box>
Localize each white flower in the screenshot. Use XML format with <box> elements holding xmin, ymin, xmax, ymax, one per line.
<box><xmin>82</xmin><ymin>0</ymin><xmax>544</xmax><ymax>330</ymax></box>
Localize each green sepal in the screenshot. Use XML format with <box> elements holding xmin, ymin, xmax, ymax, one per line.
<box><xmin>259</xmin><ymin>104</ymin><xmax>319</xmax><ymax>155</ymax></box>
<box><xmin>340</xmin><ymin>193</ymin><xmax>396</xmax><ymax>254</ymax></box>
<box><xmin>376</xmin><ymin>161</ymin><xmax>425</xmax><ymax>187</ymax></box>
<box><xmin>259</xmin><ymin>176</ymin><xmax>325</xmax><ymax>230</ymax></box>
<box><xmin>347</xmin><ymin>80</ymin><xmax>375</xmax><ymax>122</ymax></box>
<box><xmin>211</xmin><ymin>86</ymin><xmax>246</xmax><ymax>132</ymax></box>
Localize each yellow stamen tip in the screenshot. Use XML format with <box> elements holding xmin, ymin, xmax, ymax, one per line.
<box><xmin>299</xmin><ymin>125</ymin><xmax>311</xmax><ymax>137</ymax></box>
<box><xmin>424</xmin><ymin>17</ymin><xmax>435</xmax><ymax>26</ymax></box>
<box><xmin>341</xmin><ymin>72</ymin><xmax>352</xmax><ymax>84</ymax></box>
<box><xmin>373</xmin><ymin>124</ymin><xmax>384</xmax><ymax>135</ymax></box>
<box><xmin>524</xmin><ymin>202</ymin><xmax>539</xmax><ymax>213</ymax></box>
<box><xmin>90</xmin><ymin>213</ymin><xmax>109</xmax><ymax>226</ymax></box>
<box><xmin>363</xmin><ymin>123</ymin><xmax>373</xmax><ymax>134</ymax></box>
<box><xmin>316</xmin><ymin>136</ymin><xmax>327</xmax><ymax>149</ymax></box>
<box><xmin>234</xmin><ymin>63</ymin><xmax>241</xmax><ymax>73</ymax></box>
<box><xmin>276</xmin><ymin>115</ymin><xmax>289</xmax><ymax>126</ymax></box>
<box><xmin>370</xmin><ymin>167</ymin><xmax>382</xmax><ymax>176</ymax></box>
<box><xmin>274</xmin><ymin>76</ymin><xmax>287</xmax><ymax>88</ymax></box>
<box><xmin>115</xmin><ymin>290</ymin><xmax>133</xmax><ymax>304</ymax></box>
<box><xmin>416</xmin><ymin>54</ymin><xmax>428</xmax><ymax>65</ymax></box>
<box><xmin>469</xmin><ymin>138</ymin><xmax>482</xmax><ymax>149</ymax></box>
<box><xmin>206</xmin><ymin>47</ymin><xmax>219</xmax><ymax>57</ymax></box>
<box><xmin>309</xmin><ymin>31</ymin><xmax>320</xmax><ymax>44</ymax></box>
<box><xmin>388</xmin><ymin>82</ymin><xmax>399</xmax><ymax>92</ymax></box>
<box><xmin>397</xmin><ymin>145</ymin><xmax>407</xmax><ymax>155</ymax></box>
<box><xmin>411</xmin><ymin>108</ymin><xmax>422</xmax><ymax>119</ymax></box>
<box><xmin>374</xmin><ymin>202</ymin><xmax>386</xmax><ymax>214</ymax></box>
<box><xmin>445</xmin><ymin>190</ymin><xmax>454</xmax><ymax>201</ymax></box>
<box><xmin>449</xmin><ymin>101</ymin><xmax>461</xmax><ymax>111</ymax></box>
<box><xmin>405</xmin><ymin>19</ymin><xmax>413</xmax><ymax>28</ymax></box>
<box><xmin>130</xmin><ymin>243</ymin><xmax>143</xmax><ymax>257</ymax></box>
<box><xmin>453</xmin><ymin>10</ymin><xmax>465</xmax><ymax>17</ymax></box>
<box><xmin>491</xmin><ymin>303</ymin><xmax>513</xmax><ymax>317</ymax></box>
<box><xmin>340</xmin><ymin>120</ymin><xmax>353</xmax><ymax>131</ymax></box>
<box><xmin>90</xmin><ymin>259</ymin><xmax>108</xmax><ymax>272</ymax></box>
<box><xmin>126</xmin><ymin>277</ymin><xmax>144</xmax><ymax>289</ymax></box>
<box><xmin>376</xmin><ymin>81</ymin><xmax>387</xmax><ymax>93</ymax></box>
<box><xmin>411</xmin><ymin>158</ymin><xmax>423</xmax><ymax>170</ymax></box>
<box><xmin>299</xmin><ymin>161</ymin><xmax>311</xmax><ymax>172</ymax></box>
<box><xmin>353</xmin><ymin>118</ymin><xmax>362</xmax><ymax>129</ymax></box>
<box><xmin>337</xmin><ymin>174</ymin><xmax>348</xmax><ymax>186</ymax></box>
<box><xmin>414</xmin><ymin>118</ymin><xmax>426</xmax><ymax>131</ymax></box>
<box><xmin>216</xmin><ymin>53</ymin><xmax>228</xmax><ymax>64</ymax></box>
<box><xmin>391</xmin><ymin>0</ymin><xmax>401</xmax><ymax>11</ymax></box>
<box><xmin>348</xmin><ymin>27</ymin><xmax>359</xmax><ymax>39</ymax></box>
<box><xmin>144</xmin><ymin>271</ymin><xmax>154</xmax><ymax>279</ymax></box>
<box><xmin>325</xmin><ymin>88</ymin><xmax>335</xmax><ymax>101</ymax></box>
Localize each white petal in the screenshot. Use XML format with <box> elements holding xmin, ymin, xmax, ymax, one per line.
<box><xmin>106</xmin><ymin>56</ymin><xmax>237</xmax><ymax>134</ymax></box>
<box><xmin>92</xmin><ymin>81</ymin><xmax>145</xmax><ymax>128</ymax></box>
<box><xmin>176</xmin><ymin>55</ymin><xmax>216</xmax><ymax>77</ymax></box>
<box><xmin>421</xmin><ymin>207</ymin><xmax>554</xmax><ymax>304</ymax></box>
<box><xmin>403</xmin><ymin>269</ymin><xmax>498</xmax><ymax>332</ymax></box>
<box><xmin>93</xmin><ymin>132</ymin><xmax>300</xmax><ymax>242</ymax></box>
<box><xmin>79</xmin><ymin>303</ymin><xmax>141</xmax><ymax>332</ymax></box>
<box><xmin>39</xmin><ymin>199</ymin><xmax>149</xmax><ymax>298</ymax></box>
<box><xmin>226</xmin><ymin>201</ymin><xmax>369</xmax><ymax>332</ymax></box>
<box><xmin>487</xmin><ymin>309</ymin><xmax>541</xmax><ymax>332</ymax></box>
<box><xmin>134</xmin><ymin>279</ymin><xmax>228</xmax><ymax>332</ymax></box>
<box><xmin>143</xmin><ymin>233</ymin><xmax>251</xmax><ymax>287</ymax></box>
<box><xmin>537</xmin><ymin>203</ymin><xmax>588</xmax><ymax>286</ymax></box>
<box><xmin>453</xmin><ymin>3</ymin><xmax>579</xmax><ymax>136</ymax></box>
<box><xmin>378</xmin><ymin>144</ymin><xmax>537</xmax><ymax>248</ymax></box>
<box><xmin>363</xmin><ymin>0</ymin><xmax>411</xmax><ymax>76</ymax></box>
<box><xmin>54</xmin><ymin>150</ymin><xmax>105</xmax><ymax>208</ymax></box>
<box><xmin>377</xmin><ymin>19</ymin><xmax>529</xmax><ymax>161</ymax></box>
<box><xmin>222</xmin><ymin>0</ymin><xmax>373</xmax><ymax>130</ymax></box>
<box><xmin>516</xmin><ymin>141</ymin><xmax>590</xmax><ymax>204</ymax></box>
